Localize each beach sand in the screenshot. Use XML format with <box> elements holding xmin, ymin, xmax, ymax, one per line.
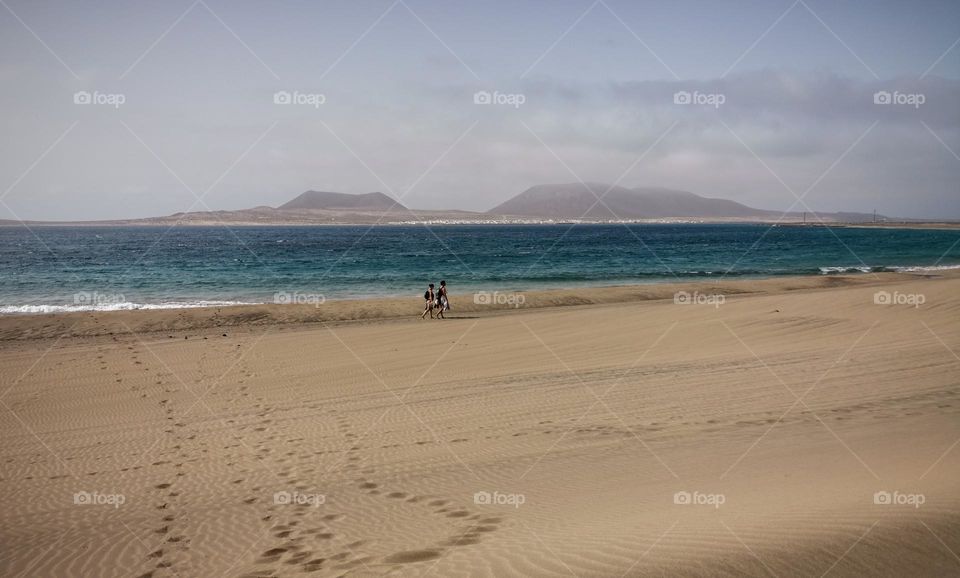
<box><xmin>0</xmin><ymin>272</ymin><xmax>958</xmax><ymax>577</ymax></box>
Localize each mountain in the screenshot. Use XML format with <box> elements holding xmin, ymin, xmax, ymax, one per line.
<box><xmin>98</xmin><ymin>190</ymin><xmax>462</xmax><ymax>225</ymax></box>
<box><xmin>488</xmin><ymin>183</ymin><xmax>783</xmax><ymax>219</ymax></box>
<box><xmin>487</xmin><ymin>183</ymin><xmax>886</xmax><ymax>222</ymax></box>
<box><xmin>150</xmin><ymin>190</ymin><xmax>416</xmax><ymax>225</ymax></box>
<box><xmin>279</xmin><ymin>191</ymin><xmax>403</xmax><ymax>211</ymax></box>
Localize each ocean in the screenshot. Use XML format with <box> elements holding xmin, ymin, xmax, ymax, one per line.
<box><xmin>1</xmin><ymin>224</ymin><xmax>958</xmax><ymax>313</ymax></box>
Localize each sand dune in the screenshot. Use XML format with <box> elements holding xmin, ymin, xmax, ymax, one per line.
<box><xmin>0</xmin><ymin>272</ymin><xmax>958</xmax><ymax>577</ymax></box>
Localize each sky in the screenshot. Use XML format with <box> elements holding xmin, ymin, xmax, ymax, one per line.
<box><xmin>0</xmin><ymin>0</ymin><xmax>958</xmax><ymax>220</ymax></box>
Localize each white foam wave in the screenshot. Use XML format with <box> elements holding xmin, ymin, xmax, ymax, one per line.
<box><xmin>886</xmin><ymin>264</ymin><xmax>960</xmax><ymax>273</ymax></box>
<box><xmin>818</xmin><ymin>266</ymin><xmax>874</xmax><ymax>274</ymax></box>
<box><xmin>819</xmin><ymin>264</ymin><xmax>960</xmax><ymax>275</ymax></box>
<box><xmin>0</xmin><ymin>300</ymin><xmax>257</xmax><ymax>315</ymax></box>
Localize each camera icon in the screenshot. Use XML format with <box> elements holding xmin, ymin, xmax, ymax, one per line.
<box><xmin>873</xmin><ymin>291</ymin><xmax>891</xmax><ymax>305</ymax></box>
<box><xmin>473</xmin><ymin>90</ymin><xmax>492</xmax><ymax>105</ymax></box>
<box><xmin>273</xmin><ymin>91</ymin><xmax>292</xmax><ymax>105</ymax></box>
<box><xmin>73</xmin><ymin>91</ymin><xmax>92</xmax><ymax>105</ymax></box>
<box><xmin>473</xmin><ymin>292</ymin><xmax>492</xmax><ymax>305</ymax></box>
<box><xmin>673</xmin><ymin>291</ymin><xmax>691</xmax><ymax>305</ymax></box>
<box><xmin>73</xmin><ymin>291</ymin><xmax>91</xmax><ymax>305</ymax></box>
<box><xmin>73</xmin><ymin>491</ymin><xmax>92</xmax><ymax>505</ymax></box>
<box><xmin>873</xmin><ymin>490</ymin><xmax>891</xmax><ymax>505</ymax></box>
<box><xmin>873</xmin><ymin>91</ymin><xmax>891</xmax><ymax>105</ymax></box>
<box><xmin>673</xmin><ymin>90</ymin><xmax>691</xmax><ymax>105</ymax></box>
<box><xmin>274</xmin><ymin>291</ymin><xmax>292</xmax><ymax>305</ymax></box>
<box><xmin>474</xmin><ymin>491</ymin><xmax>492</xmax><ymax>505</ymax></box>
<box><xmin>274</xmin><ymin>491</ymin><xmax>291</xmax><ymax>505</ymax></box>
<box><xmin>673</xmin><ymin>491</ymin><xmax>691</xmax><ymax>505</ymax></box>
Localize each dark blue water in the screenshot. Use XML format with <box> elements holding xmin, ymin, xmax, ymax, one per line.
<box><xmin>1</xmin><ymin>224</ymin><xmax>958</xmax><ymax>312</ymax></box>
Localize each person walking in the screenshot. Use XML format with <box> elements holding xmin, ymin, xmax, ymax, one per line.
<box><xmin>435</xmin><ymin>280</ymin><xmax>449</xmax><ymax>319</ymax></box>
<box><xmin>421</xmin><ymin>283</ymin><xmax>435</xmax><ymax>319</ymax></box>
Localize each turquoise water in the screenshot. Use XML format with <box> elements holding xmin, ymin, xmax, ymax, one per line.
<box><xmin>0</xmin><ymin>224</ymin><xmax>958</xmax><ymax>313</ymax></box>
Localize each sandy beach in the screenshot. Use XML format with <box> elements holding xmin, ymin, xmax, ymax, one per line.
<box><xmin>1</xmin><ymin>271</ymin><xmax>958</xmax><ymax>577</ymax></box>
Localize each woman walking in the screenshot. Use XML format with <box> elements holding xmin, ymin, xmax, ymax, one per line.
<box><xmin>436</xmin><ymin>280</ymin><xmax>449</xmax><ymax>319</ymax></box>
<box><xmin>421</xmin><ymin>283</ymin><xmax>435</xmax><ymax>319</ymax></box>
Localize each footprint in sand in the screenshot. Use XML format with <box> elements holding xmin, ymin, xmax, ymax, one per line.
<box><xmin>256</xmin><ymin>547</ymin><xmax>289</xmax><ymax>565</ymax></box>
<box><xmin>300</xmin><ymin>557</ymin><xmax>326</xmax><ymax>572</ymax></box>
<box><xmin>383</xmin><ymin>549</ymin><xmax>443</xmax><ymax>564</ymax></box>
<box><xmin>283</xmin><ymin>551</ymin><xmax>312</xmax><ymax>565</ymax></box>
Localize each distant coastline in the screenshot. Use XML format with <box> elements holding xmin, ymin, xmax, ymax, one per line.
<box><xmin>2</xmin><ymin>218</ymin><xmax>958</xmax><ymax>229</ymax></box>
<box><xmin>783</xmin><ymin>221</ymin><xmax>960</xmax><ymax>230</ymax></box>
<box><xmin>6</xmin><ymin>183</ymin><xmax>949</xmax><ymax>226</ymax></box>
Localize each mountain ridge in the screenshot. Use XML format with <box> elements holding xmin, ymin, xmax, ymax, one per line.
<box><xmin>490</xmin><ymin>183</ymin><xmax>781</xmax><ymax>219</ymax></box>
<box><xmin>0</xmin><ymin>186</ymin><xmax>894</xmax><ymax>225</ymax></box>
<box><xmin>278</xmin><ymin>190</ymin><xmax>403</xmax><ymax>211</ymax></box>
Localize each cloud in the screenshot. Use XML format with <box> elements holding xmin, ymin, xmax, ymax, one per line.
<box><xmin>444</xmin><ymin>71</ymin><xmax>959</xmax><ymax>216</ymax></box>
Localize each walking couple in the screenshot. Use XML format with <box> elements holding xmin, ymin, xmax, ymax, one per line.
<box><xmin>421</xmin><ymin>280</ymin><xmax>450</xmax><ymax>319</ymax></box>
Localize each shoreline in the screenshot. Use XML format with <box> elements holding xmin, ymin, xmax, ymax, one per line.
<box><xmin>3</xmin><ymin>264</ymin><xmax>959</xmax><ymax>318</ymax></box>
<box><xmin>1</xmin><ymin>270</ymin><xmax>954</xmax><ymax>341</ymax></box>
<box><xmin>783</xmin><ymin>221</ymin><xmax>960</xmax><ymax>231</ymax></box>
